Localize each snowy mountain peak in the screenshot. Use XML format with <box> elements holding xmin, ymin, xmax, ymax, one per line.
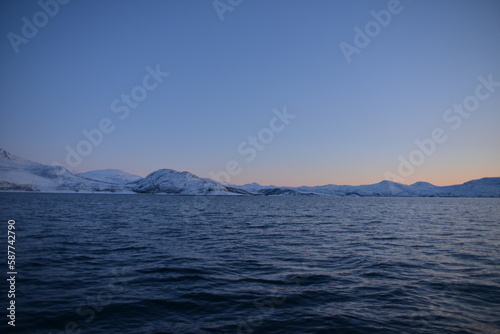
<box><xmin>411</xmin><ymin>181</ymin><xmax>435</xmax><ymax>187</ymax></box>
<box><xmin>145</xmin><ymin>169</ymin><xmax>198</xmax><ymax>180</ymax></box>
<box><xmin>130</xmin><ymin>168</ymin><xmax>244</xmax><ymax>195</ymax></box>
<box><xmin>0</xmin><ymin>148</ymin><xmax>37</xmax><ymax>167</ymax></box>
<box><xmin>1</xmin><ymin>148</ymin><xmax>12</xmax><ymax>160</ymax></box>
<box><xmin>377</xmin><ymin>180</ymin><xmax>399</xmax><ymax>185</ymax></box>
<box><xmin>0</xmin><ymin>149</ymin><xmax>131</xmax><ymax>193</ymax></box>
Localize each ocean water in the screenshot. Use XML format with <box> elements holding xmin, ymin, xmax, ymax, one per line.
<box><xmin>1</xmin><ymin>193</ymin><xmax>499</xmax><ymax>334</ymax></box>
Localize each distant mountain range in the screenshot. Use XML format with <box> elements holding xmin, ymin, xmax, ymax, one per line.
<box><xmin>1</xmin><ymin>148</ymin><xmax>499</xmax><ymax>197</ymax></box>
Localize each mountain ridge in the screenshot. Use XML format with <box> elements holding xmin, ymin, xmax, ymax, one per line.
<box><xmin>0</xmin><ymin>148</ymin><xmax>499</xmax><ymax>197</ymax></box>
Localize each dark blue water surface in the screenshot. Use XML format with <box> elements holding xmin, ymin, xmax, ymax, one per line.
<box><xmin>1</xmin><ymin>193</ymin><xmax>499</xmax><ymax>334</ymax></box>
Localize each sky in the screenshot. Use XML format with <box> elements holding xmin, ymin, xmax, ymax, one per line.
<box><xmin>0</xmin><ymin>0</ymin><xmax>499</xmax><ymax>187</ymax></box>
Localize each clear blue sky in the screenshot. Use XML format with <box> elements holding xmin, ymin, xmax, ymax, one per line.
<box><xmin>1</xmin><ymin>0</ymin><xmax>499</xmax><ymax>186</ymax></box>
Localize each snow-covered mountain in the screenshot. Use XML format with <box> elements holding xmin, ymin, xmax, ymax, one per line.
<box><xmin>0</xmin><ymin>149</ymin><xmax>247</xmax><ymax>195</ymax></box>
<box><xmin>0</xmin><ymin>148</ymin><xmax>499</xmax><ymax>197</ymax></box>
<box><xmin>81</xmin><ymin>169</ymin><xmax>142</xmax><ymax>184</ymax></box>
<box><xmin>435</xmin><ymin>177</ymin><xmax>500</xmax><ymax>197</ymax></box>
<box><xmin>234</xmin><ymin>178</ymin><xmax>500</xmax><ymax>198</ymax></box>
<box><xmin>129</xmin><ymin>169</ymin><xmax>249</xmax><ymax>195</ymax></box>
<box><xmin>0</xmin><ymin>149</ymin><xmax>131</xmax><ymax>193</ymax></box>
<box><xmin>296</xmin><ymin>180</ymin><xmax>419</xmax><ymax>197</ymax></box>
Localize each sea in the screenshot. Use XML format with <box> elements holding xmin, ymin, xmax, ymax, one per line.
<box><xmin>0</xmin><ymin>193</ymin><xmax>499</xmax><ymax>334</ymax></box>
